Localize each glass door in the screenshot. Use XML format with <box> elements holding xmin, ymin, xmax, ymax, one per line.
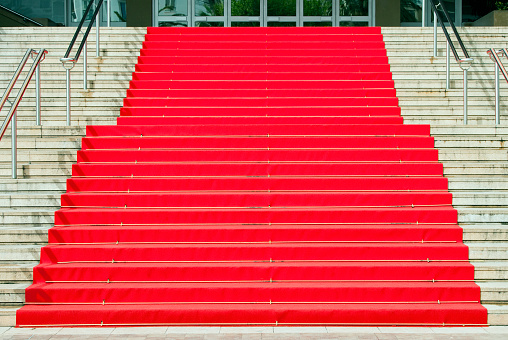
<box><xmin>337</xmin><ymin>0</ymin><xmax>373</xmax><ymax>26</ymax></box>
<box><xmin>69</xmin><ymin>0</ymin><xmax>127</xmax><ymax>26</ymax></box>
<box><xmin>154</xmin><ymin>0</ymin><xmax>374</xmax><ymax>27</ymax></box>
<box><xmin>302</xmin><ymin>0</ymin><xmax>333</xmax><ymax>26</ymax></box>
<box><xmin>230</xmin><ymin>0</ymin><xmax>261</xmax><ymax>26</ymax></box>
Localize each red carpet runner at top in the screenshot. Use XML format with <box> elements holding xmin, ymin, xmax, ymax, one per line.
<box><xmin>17</xmin><ymin>27</ymin><xmax>488</xmax><ymax>327</ymax></box>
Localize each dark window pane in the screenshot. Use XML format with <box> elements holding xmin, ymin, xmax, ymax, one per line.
<box><xmin>267</xmin><ymin>21</ymin><xmax>297</xmax><ymax>26</ymax></box>
<box><xmin>195</xmin><ymin>0</ymin><xmax>224</xmax><ymax>16</ymax></box>
<box><xmin>231</xmin><ymin>0</ymin><xmax>260</xmax><ymax>16</ymax></box>
<box><xmin>339</xmin><ymin>0</ymin><xmax>368</xmax><ymax>16</ymax></box>
<box><xmin>304</xmin><ymin>21</ymin><xmax>332</xmax><ymax>26</ymax></box>
<box><xmin>231</xmin><ymin>21</ymin><xmax>261</xmax><ymax>26</ymax></box>
<box><xmin>304</xmin><ymin>0</ymin><xmax>332</xmax><ymax>16</ymax></box>
<box><xmin>268</xmin><ymin>0</ymin><xmax>296</xmax><ymax>16</ymax></box>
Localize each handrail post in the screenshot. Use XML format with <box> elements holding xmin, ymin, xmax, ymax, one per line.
<box><xmin>463</xmin><ymin>68</ymin><xmax>468</xmax><ymax>124</ymax></box>
<box><xmin>61</xmin><ymin>59</ymin><xmax>76</xmax><ymax>126</ymax></box>
<box><xmin>433</xmin><ymin>11</ymin><xmax>437</xmax><ymax>57</ymax></box>
<box><xmin>446</xmin><ymin>42</ymin><xmax>450</xmax><ymax>90</ymax></box>
<box><xmin>96</xmin><ymin>0</ymin><xmax>100</xmax><ymax>58</ymax></box>
<box><xmin>66</xmin><ymin>68</ymin><xmax>71</xmax><ymax>125</ymax></box>
<box><xmin>11</xmin><ymin>108</ymin><xmax>16</xmax><ymax>179</ymax></box>
<box><xmin>84</xmin><ymin>40</ymin><xmax>88</xmax><ymax>90</ymax></box>
<box><xmin>459</xmin><ymin>60</ymin><xmax>473</xmax><ymax>125</ymax></box>
<box><xmin>32</xmin><ymin>51</ymin><xmax>42</xmax><ymax>126</ymax></box>
<box><xmin>495</xmin><ymin>61</ymin><xmax>500</xmax><ymax>125</ymax></box>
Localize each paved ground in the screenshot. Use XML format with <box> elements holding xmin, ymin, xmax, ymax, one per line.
<box><xmin>1</xmin><ymin>327</ymin><xmax>508</xmax><ymax>340</ymax></box>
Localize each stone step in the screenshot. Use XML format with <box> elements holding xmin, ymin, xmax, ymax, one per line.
<box><xmin>0</xmin><ymin>210</ymin><xmax>54</xmax><ymax>226</ymax></box>
<box><xmin>0</xmin><ymin>307</ymin><xmax>17</xmax><ymax>327</ymax></box>
<box><xmin>469</xmin><ymin>243</ymin><xmax>508</xmax><ymax>260</ymax></box>
<box><xmin>0</xmin><ymin>262</ymin><xmax>36</xmax><ymax>284</ymax></box>
<box><xmin>0</xmin><ymin>284</ymin><xmax>27</xmax><ymax>306</ymax></box>
<box><xmin>0</xmin><ymin>228</ymin><xmax>48</xmax><ymax>244</ymax></box>
<box><xmin>486</xmin><ymin>304</ymin><xmax>508</xmax><ymax>326</ymax></box>
<box><xmin>458</xmin><ymin>208</ymin><xmax>508</xmax><ymax>224</ymax></box>
<box><xmin>473</xmin><ymin>262</ymin><xmax>508</xmax><ymax>281</ymax></box>
<box><xmin>453</xmin><ymin>193</ymin><xmax>508</xmax><ymax>207</ymax></box>
<box><xmin>463</xmin><ymin>225</ymin><xmax>508</xmax><ymax>243</ymax></box>
<box><xmin>0</xmin><ymin>245</ymin><xmax>42</xmax><ymax>262</ymax></box>
<box><xmin>0</xmin><ymin>195</ymin><xmax>60</xmax><ymax>209</ymax></box>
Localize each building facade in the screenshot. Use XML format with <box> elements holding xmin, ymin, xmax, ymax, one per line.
<box><xmin>0</xmin><ymin>0</ymin><xmax>503</xmax><ymax>28</ymax></box>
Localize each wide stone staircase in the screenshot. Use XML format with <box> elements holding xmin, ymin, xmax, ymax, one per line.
<box><xmin>0</xmin><ymin>26</ymin><xmax>506</xmax><ymax>326</ymax></box>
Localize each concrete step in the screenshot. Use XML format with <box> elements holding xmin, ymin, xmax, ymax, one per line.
<box><xmin>0</xmin><ymin>307</ymin><xmax>17</xmax><ymax>327</ymax></box>
<box><xmin>469</xmin><ymin>243</ymin><xmax>508</xmax><ymax>260</ymax></box>
<box><xmin>0</xmin><ymin>284</ymin><xmax>27</xmax><ymax>306</ymax></box>
<box><xmin>453</xmin><ymin>193</ymin><xmax>508</xmax><ymax>207</ymax></box>
<box><xmin>0</xmin><ymin>195</ymin><xmax>60</xmax><ymax>209</ymax></box>
<box><xmin>480</xmin><ymin>282</ymin><xmax>508</xmax><ymax>305</ymax></box>
<box><xmin>0</xmin><ymin>262</ymin><xmax>36</xmax><ymax>283</ymax></box>
<box><xmin>463</xmin><ymin>225</ymin><xmax>508</xmax><ymax>243</ymax></box>
<box><xmin>0</xmin><ymin>210</ymin><xmax>54</xmax><ymax>227</ymax></box>
<box><xmin>458</xmin><ymin>208</ymin><xmax>508</xmax><ymax>224</ymax></box>
<box><xmin>486</xmin><ymin>304</ymin><xmax>508</xmax><ymax>326</ymax></box>
<box><xmin>0</xmin><ymin>245</ymin><xmax>42</xmax><ymax>262</ymax></box>
<box><xmin>0</xmin><ymin>228</ymin><xmax>48</xmax><ymax>245</ymax></box>
<box><xmin>473</xmin><ymin>262</ymin><xmax>508</xmax><ymax>281</ymax></box>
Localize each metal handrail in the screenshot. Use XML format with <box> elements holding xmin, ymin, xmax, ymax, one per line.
<box><xmin>487</xmin><ymin>48</ymin><xmax>508</xmax><ymax>125</ymax></box>
<box><xmin>61</xmin><ymin>0</ymin><xmax>104</xmax><ymax>126</ymax></box>
<box><xmin>428</xmin><ymin>0</ymin><xmax>473</xmax><ymax>125</ymax></box>
<box><xmin>0</xmin><ymin>4</ymin><xmax>43</xmax><ymax>27</ymax></box>
<box><xmin>0</xmin><ymin>48</ymin><xmax>48</xmax><ymax>179</ymax></box>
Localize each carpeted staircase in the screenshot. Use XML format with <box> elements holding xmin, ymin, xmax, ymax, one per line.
<box><xmin>16</xmin><ymin>27</ymin><xmax>488</xmax><ymax>327</ymax></box>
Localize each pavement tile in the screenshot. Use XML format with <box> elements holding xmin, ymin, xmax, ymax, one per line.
<box><xmin>378</xmin><ymin>327</ymin><xmax>434</xmax><ymax>334</ymax></box>
<box><xmin>56</xmin><ymin>328</ymin><xmax>113</xmax><ymax>335</ymax></box>
<box><xmin>219</xmin><ymin>327</ymin><xmax>272</xmax><ymax>334</ymax></box>
<box><xmin>326</xmin><ymin>327</ymin><xmax>380</xmax><ymax>333</ymax></box>
<box><xmin>485</xmin><ymin>326</ymin><xmax>508</xmax><ymax>334</ymax></box>
<box><xmin>273</xmin><ymin>327</ymin><xmax>327</xmax><ymax>333</ymax></box>
<box><xmin>429</xmin><ymin>327</ymin><xmax>488</xmax><ymax>334</ymax></box>
<box><xmin>373</xmin><ymin>334</ymin><xmax>397</xmax><ymax>340</ymax></box>
<box><xmin>0</xmin><ymin>328</ymin><xmax>10</xmax><ymax>335</ymax></box>
<box><xmin>48</xmin><ymin>336</ymin><xmax>72</xmax><ymax>340</ymax></box>
<box><xmin>28</xmin><ymin>336</ymin><xmax>53</xmax><ymax>340</ymax></box>
<box><xmin>111</xmin><ymin>327</ymin><xmax>168</xmax><ymax>335</ymax></box>
<box><xmin>4</xmin><ymin>328</ymin><xmax>61</xmax><ymax>335</ymax></box>
<box><xmin>165</xmin><ymin>327</ymin><xmax>220</xmax><ymax>335</ymax></box>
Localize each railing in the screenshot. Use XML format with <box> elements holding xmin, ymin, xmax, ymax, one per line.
<box><xmin>487</xmin><ymin>49</ymin><xmax>508</xmax><ymax>125</ymax></box>
<box><xmin>0</xmin><ymin>4</ymin><xmax>43</xmax><ymax>27</ymax></box>
<box><xmin>429</xmin><ymin>0</ymin><xmax>473</xmax><ymax>124</ymax></box>
<box><xmin>0</xmin><ymin>48</ymin><xmax>48</xmax><ymax>179</ymax></box>
<box><xmin>60</xmin><ymin>0</ymin><xmax>104</xmax><ymax>126</ymax></box>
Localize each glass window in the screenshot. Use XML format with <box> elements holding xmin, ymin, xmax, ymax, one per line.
<box><xmin>102</xmin><ymin>0</ymin><xmax>126</xmax><ymax>22</ymax></box>
<box><xmin>232</xmin><ymin>21</ymin><xmax>261</xmax><ymax>26</ymax></box>
<box><xmin>400</xmin><ymin>0</ymin><xmax>422</xmax><ymax>23</ymax></box>
<box><xmin>462</xmin><ymin>0</ymin><xmax>498</xmax><ymax>24</ymax></box>
<box><xmin>195</xmin><ymin>0</ymin><xmax>224</xmax><ymax>16</ymax></box>
<box><xmin>195</xmin><ymin>21</ymin><xmax>224</xmax><ymax>26</ymax></box>
<box><xmin>268</xmin><ymin>0</ymin><xmax>296</xmax><ymax>16</ymax></box>
<box><xmin>158</xmin><ymin>0</ymin><xmax>187</xmax><ymax>16</ymax></box>
<box><xmin>304</xmin><ymin>21</ymin><xmax>332</xmax><ymax>26</ymax></box>
<box><xmin>304</xmin><ymin>0</ymin><xmax>332</xmax><ymax>16</ymax></box>
<box><xmin>339</xmin><ymin>21</ymin><xmax>368</xmax><ymax>26</ymax></box>
<box><xmin>267</xmin><ymin>21</ymin><xmax>297</xmax><ymax>26</ymax></box>
<box><xmin>231</xmin><ymin>0</ymin><xmax>260</xmax><ymax>16</ymax></box>
<box><xmin>0</xmin><ymin>0</ymin><xmax>65</xmax><ymax>25</ymax></box>
<box><xmin>159</xmin><ymin>21</ymin><xmax>188</xmax><ymax>26</ymax></box>
<box><xmin>340</xmin><ymin>0</ymin><xmax>368</xmax><ymax>16</ymax></box>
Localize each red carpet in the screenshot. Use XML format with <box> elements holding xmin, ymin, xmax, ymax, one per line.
<box><xmin>17</xmin><ymin>27</ymin><xmax>487</xmax><ymax>327</ymax></box>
